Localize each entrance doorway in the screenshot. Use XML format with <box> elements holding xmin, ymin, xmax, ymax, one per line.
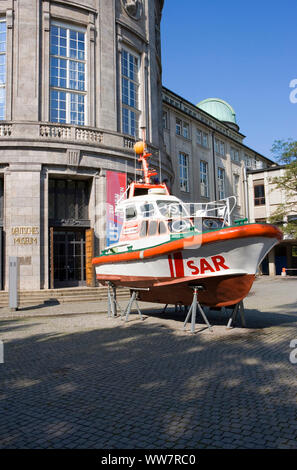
<box><xmin>275</xmin><ymin>244</ymin><xmax>287</xmax><ymax>276</ymax></box>
<box><xmin>48</xmin><ymin>177</ymin><xmax>91</xmax><ymax>288</ymax></box>
<box><xmin>52</xmin><ymin>230</ymin><xmax>86</xmax><ymax>287</ymax></box>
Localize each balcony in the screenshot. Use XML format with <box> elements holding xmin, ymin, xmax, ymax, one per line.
<box><xmin>0</xmin><ymin>121</ymin><xmax>173</xmax><ymax>176</ymax></box>
<box><xmin>0</xmin><ymin>121</ymin><xmax>138</xmax><ymax>152</ymax></box>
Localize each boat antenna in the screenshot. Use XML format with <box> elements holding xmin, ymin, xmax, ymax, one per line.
<box><xmin>159</xmin><ymin>149</ymin><xmax>162</xmax><ymax>183</ymax></box>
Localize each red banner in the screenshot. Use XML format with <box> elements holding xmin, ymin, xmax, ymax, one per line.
<box><xmin>106</xmin><ymin>171</ymin><xmax>127</xmax><ymax>246</ymax></box>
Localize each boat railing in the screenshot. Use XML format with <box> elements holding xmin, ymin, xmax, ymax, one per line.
<box><xmin>182</xmin><ymin>196</ymin><xmax>237</xmax><ymax>227</ymax></box>
<box><xmin>114</xmin><ymin>196</ymin><xmax>237</xmax><ymax>235</ymax></box>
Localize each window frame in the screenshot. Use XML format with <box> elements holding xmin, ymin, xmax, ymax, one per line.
<box><xmin>176</xmin><ymin>118</ymin><xmax>182</xmax><ymax>136</ymax></box>
<box><xmin>244</xmin><ymin>154</ymin><xmax>252</xmax><ymax>168</ymax></box>
<box><xmin>200</xmin><ymin>160</ymin><xmax>209</xmax><ymax>198</ymax></box>
<box><xmin>182</xmin><ymin>121</ymin><xmax>190</xmax><ymax>139</ymax></box>
<box><xmin>179</xmin><ymin>151</ymin><xmax>190</xmax><ymax>193</ymax></box>
<box><xmin>220</xmin><ymin>141</ymin><xmax>225</xmax><ymax>156</ymax></box>
<box><xmin>233</xmin><ymin>173</ymin><xmax>240</xmax><ymax>199</ymax></box>
<box><xmin>254</xmin><ymin>183</ymin><xmax>265</xmax><ymax>206</ymax></box>
<box><xmin>175</xmin><ymin>118</ymin><xmax>190</xmax><ymax>139</ymax></box>
<box><xmin>162</xmin><ymin>110</ymin><xmax>168</xmax><ymax>129</ymax></box>
<box><xmin>121</xmin><ymin>47</ymin><xmax>141</xmax><ymax>138</ymax></box>
<box><xmin>214</xmin><ymin>138</ymin><xmax>219</xmax><ymax>153</ymax></box>
<box><xmin>202</xmin><ymin>132</ymin><xmax>209</xmax><ymax>148</ymax></box>
<box><xmin>49</xmin><ymin>178</ymin><xmax>90</xmax><ymax>221</ymax></box>
<box><xmin>196</xmin><ymin>128</ymin><xmax>202</xmax><ymax>145</ymax></box>
<box><xmin>217</xmin><ymin>167</ymin><xmax>226</xmax><ymax>200</ymax></box>
<box><xmin>50</xmin><ymin>21</ymin><xmax>87</xmax><ymax>126</ymax></box>
<box><xmin>231</xmin><ymin>147</ymin><xmax>240</xmax><ymax>163</ymax></box>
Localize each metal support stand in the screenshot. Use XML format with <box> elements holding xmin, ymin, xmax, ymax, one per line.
<box><xmin>107</xmin><ymin>282</ymin><xmax>122</xmax><ymax>318</ymax></box>
<box><xmin>162</xmin><ymin>304</ymin><xmax>168</xmax><ymax>314</ymax></box>
<box><xmin>226</xmin><ymin>301</ymin><xmax>246</xmax><ymax>329</ymax></box>
<box><xmin>121</xmin><ymin>288</ymin><xmax>148</xmax><ymax>322</ymax></box>
<box><xmin>183</xmin><ymin>287</ymin><xmax>213</xmax><ymax>334</ymax></box>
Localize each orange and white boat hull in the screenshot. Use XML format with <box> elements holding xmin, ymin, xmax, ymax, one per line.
<box><xmin>93</xmin><ymin>225</ymin><xmax>282</xmax><ymax>307</ymax></box>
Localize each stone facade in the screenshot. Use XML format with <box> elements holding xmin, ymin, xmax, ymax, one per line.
<box><xmin>0</xmin><ymin>0</ymin><xmax>168</xmax><ymax>290</ymax></box>
<box><xmin>0</xmin><ymin>0</ymin><xmax>287</xmax><ymax>290</ymax></box>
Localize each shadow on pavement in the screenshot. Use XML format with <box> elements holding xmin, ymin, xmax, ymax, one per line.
<box><xmin>0</xmin><ymin>312</ymin><xmax>296</xmax><ymax>449</ymax></box>
<box><xmin>137</xmin><ymin>303</ymin><xmax>297</xmax><ymax>330</ymax></box>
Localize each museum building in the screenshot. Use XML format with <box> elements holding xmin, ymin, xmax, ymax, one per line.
<box><xmin>0</xmin><ymin>0</ymin><xmax>169</xmax><ymax>290</ymax></box>
<box><xmin>0</xmin><ymin>0</ymin><xmax>287</xmax><ymax>291</ymax></box>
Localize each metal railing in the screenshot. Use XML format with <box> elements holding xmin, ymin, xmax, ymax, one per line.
<box><xmin>115</xmin><ymin>196</ymin><xmax>238</xmax><ymax>235</ymax></box>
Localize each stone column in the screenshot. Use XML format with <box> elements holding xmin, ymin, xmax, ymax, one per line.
<box><xmin>97</xmin><ymin>0</ymin><xmax>117</xmax><ymax>130</ymax></box>
<box><xmin>88</xmin><ymin>13</ymin><xmax>96</xmax><ymax>127</ymax></box>
<box><xmin>6</xmin><ymin>7</ymin><xmax>13</xmax><ymax>121</ymax></box>
<box><xmin>41</xmin><ymin>0</ymin><xmax>50</xmax><ymax>122</ymax></box>
<box><xmin>12</xmin><ymin>0</ymin><xmax>40</xmax><ymax>121</ymax></box>
<box><xmin>5</xmin><ymin>164</ymin><xmax>41</xmax><ymax>290</ymax></box>
<box><xmin>268</xmin><ymin>248</ymin><xmax>276</xmax><ymax>276</ymax></box>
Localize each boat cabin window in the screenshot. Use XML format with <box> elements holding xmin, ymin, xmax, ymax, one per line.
<box><xmin>202</xmin><ymin>218</ymin><xmax>223</xmax><ymax>230</ymax></box>
<box><xmin>168</xmin><ymin>219</ymin><xmax>192</xmax><ymax>233</ymax></box>
<box><xmin>125</xmin><ymin>205</ymin><xmax>137</xmax><ymax>221</ymax></box>
<box><xmin>159</xmin><ymin>221</ymin><xmax>167</xmax><ymax>235</ymax></box>
<box><xmin>148</xmin><ymin>220</ymin><xmax>158</xmax><ymax>236</ymax></box>
<box><xmin>157</xmin><ymin>200</ymin><xmax>188</xmax><ymax>218</ymax></box>
<box><xmin>133</xmin><ymin>187</ymin><xmax>149</xmax><ymax>197</ymax></box>
<box><xmin>140</xmin><ymin>203</ymin><xmax>155</xmax><ymax>218</ymax></box>
<box><xmin>140</xmin><ymin>220</ymin><xmax>149</xmax><ymax>237</ymax></box>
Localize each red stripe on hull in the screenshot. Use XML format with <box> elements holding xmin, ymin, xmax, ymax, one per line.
<box><xmin>168</xmin><ymin>255</ymin><xmax>174</xmax><ymax>277</ymax></box>
<box><xmin>173</xmin><ymin>252</ymin><xmax>184</xmax><ymax>277</ymax></box>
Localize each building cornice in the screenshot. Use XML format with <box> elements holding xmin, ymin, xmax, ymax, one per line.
<box><xmin>50</xmin><ymin>0</ymin><xmax>98</xmax><ymax>14</ymax></box>
<box><xmin>247</xmin><ymin>164</ymin><xmax>286</xmax><ymax>174</ymax></box>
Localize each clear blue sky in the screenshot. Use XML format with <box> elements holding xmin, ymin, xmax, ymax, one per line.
<box><xmin>161</xmin><ymin>0</ymin><xmax>297</xmax><ymax>160</ymax></box>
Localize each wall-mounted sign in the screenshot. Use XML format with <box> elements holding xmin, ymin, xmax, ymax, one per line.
<box><xmin>11</xmin><ymin>226</ymin><xmax>39</xmax><ymax>246</ymax></box>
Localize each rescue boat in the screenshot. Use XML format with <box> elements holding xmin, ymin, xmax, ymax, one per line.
<box><xmin>92</xmin><ymin>141</ymin><xmax>283</xmax><ymax>307</ymax></box>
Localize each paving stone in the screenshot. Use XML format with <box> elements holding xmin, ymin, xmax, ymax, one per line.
<box><xmin>0</xmin><ymin>277</ymin><xmax>297</xmax><ymax>449</ymax></box>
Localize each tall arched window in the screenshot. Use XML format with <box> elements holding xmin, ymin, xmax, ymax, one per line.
<box><xmin>121</xmin><ymin>48</ymin><xmax>140</xmax><ymax>137</ymax></box>
<box><xmin>50</xmin><ymin>22</ymin><xmax>87</xmax><ymax>125</ymax></box>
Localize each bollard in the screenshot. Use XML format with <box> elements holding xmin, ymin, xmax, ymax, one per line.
<box><xmin>9</xmin><ymin>257</ymin><xmax>19</xmax><ymax>311</ymax></box>
<box><xmin>281</xmin><ymin>267</ymin><xmax>286</xmax><ymax>277</ymax></box>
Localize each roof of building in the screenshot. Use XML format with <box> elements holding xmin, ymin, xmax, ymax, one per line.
<box><xmin>247</xmin><ymin>164</ymin><xmax>286</xmax><ymax>174</ymax></box>
<box><xmin>197</xmin><ymin>98</ymin><xmax>237</xmax><ymax>125</ymax></box>
<box><xmin>162</xmin><ymin>86</ymin><xmax>275</xmax><ymax>166</ymax></box>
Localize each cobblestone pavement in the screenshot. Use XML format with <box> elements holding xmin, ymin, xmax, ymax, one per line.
<box><xmin>0</xmin><ymin>277</ymin><xmax>296</xmax><ymax>449</ymax></box>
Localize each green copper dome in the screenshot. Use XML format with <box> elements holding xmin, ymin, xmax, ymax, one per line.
<box><xmin>197</xmin><ymin>98</ymin><xmax>238</xmax><ymax>127</ymax></box>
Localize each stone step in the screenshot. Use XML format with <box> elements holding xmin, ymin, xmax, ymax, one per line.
<box><xmin>0</xmin><ymin>297</ymin><xmax>125</xmax><ymax>307</ymax></box>
<box><xmin>14</xmin><ymin>290</ymin><xmax>128</xmax><ymax>299</ymax></box>
<box><xmin>0</xmin><ymin>287</ymin><xmax>128</xmax><ymax>296</ymax></box>
<box><xmin>0</xmin><ymin>287</ymin><xmax>130</xmax><ymax>307</ymax></box>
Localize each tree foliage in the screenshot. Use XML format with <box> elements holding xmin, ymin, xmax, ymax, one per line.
<box><xmin>269</xmin><ymin>139</ymin><xmax>297</xmax><ymax>238</ymax></box>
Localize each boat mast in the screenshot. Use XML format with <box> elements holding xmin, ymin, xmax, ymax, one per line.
<box><xmin>134</xmin><ymin>130</ymin><xmax>157</xmax><ymax>184</ymax></box>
